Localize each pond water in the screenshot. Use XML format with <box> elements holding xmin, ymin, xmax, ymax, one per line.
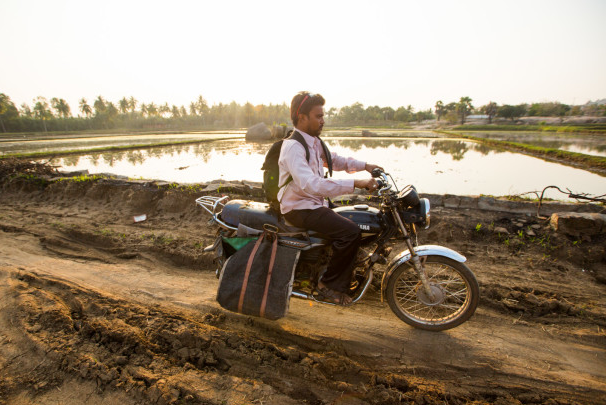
<box><xmin>46</xmin><ymin>137</ymin><xmax>606</xmax><ymax>201</ymax></box>
<box><xmin>457</xmin><ymin>131</ymin><xmax>606</xmax><ymax>157</ymax></box>
<box><xmin>0</xmin><ymin>131</ymin><xmax>244</xmax><ymax>155</ymax></box>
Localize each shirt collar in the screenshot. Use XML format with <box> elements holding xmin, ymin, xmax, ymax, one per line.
<box><xmin>294</xmin><ymin>129</ymin><xmax>319</xmax><ymax>148</ymax></box>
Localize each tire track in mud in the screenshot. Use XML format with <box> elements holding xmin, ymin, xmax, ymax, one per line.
<box><xmin>3</xmin><ymin>268</ymin><xmax>602</xmax><ymax>405</ymax></box>
<box><xmin>3</xmin><ymin>270</ymin><xmax>448</xmax><ymax>405</ymax></box>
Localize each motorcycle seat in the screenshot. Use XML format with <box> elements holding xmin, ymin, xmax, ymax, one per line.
<box><xmin>220</xmin><ymin>199</ymin><xmax>306</xmax><ymax>234</ymax></box>
<box><xmin>220</xmin><ymin>199</ymin><xmax>276</xmax><ymax>229</ymax></box>
<box><xmin>281</xmin><ymin>219</ymin><xmax>307</xmax><ymax>233</ymax></box>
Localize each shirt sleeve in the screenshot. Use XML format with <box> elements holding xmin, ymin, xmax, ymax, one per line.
<box><xmin>280</xmin><ymin>140</ymin><xmax>355</xmax><ymax>198</ymax></box>
<box><xmin>329</xmin><ymin>151</ymin><xmax>367</xmax><ymax>173</ymax></box>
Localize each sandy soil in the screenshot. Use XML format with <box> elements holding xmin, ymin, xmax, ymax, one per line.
<box><xmin>0</xmin><ymin>169</ymin><xmax>605</xmax><ymax>405</ymax></box>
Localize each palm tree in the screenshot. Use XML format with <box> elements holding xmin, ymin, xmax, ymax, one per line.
<box><xmin>457</xmin><ymin>96</ymin><xmax>473</xmax><ymax>125</ymax></box>
<box><xmin>51</xmin><ymin>98</ymin><xmax>60</xmax><ymax>117</ymax></box>
<box><xmin>159</xmin><ymin>102</ymin><xmax>170</xmax><ymax>118</ymax></box>
<box><xmin>435</xmin><ymin>100</ymin><xmax>445</xmax><ymax>122</ymax></box>
<box><xmin>326</xmin><ymin>107</ymin><xmax>337</xmax><ymax>120</ymax></box>
<box><xmin>51</xmin><ymin>98</ymin><xmax>71</xmax><ymax>130</ymax></box>
<box><xmin>60</xmin><ymin>99</ymin><xmax>70</xmax><ymax>118</ymax></box>
<box><xmin>119</xmin><ymin>97</ymin><xmax>129</xmax><ymax>115</ymax></box>
<box><xmin>128</xmin><ymin>96</ymin><xmax>138</xmax><ymax>113</ymax></box>
<box><xmin>20</xmin><ymin>103</ymin><xmax>32</xmax><ymax>118</ymax></box>
<box><xmin>196</xmin><ymin>95</ymin><xmax>208</xmax><ymax>115</ymax></box>
<box><xmin>79</xmin><ymin>98</ymin><xmax>92</xmax><ymax>118</ymax></box>
<box><xmin>51</xmin><ymin>98</ymin><xmax>70</xmax><ymax>118</ymax></box>
<box><xmin>483</xmin><ymin>101</ymin><xmax>498</xmax><ymax>124</ymax></box>
<box><xmin>147</xmin><ymin>102</ymin><xmax>158</xmax><ymax>117</ymax></box>
<box><xmin>33</xmin><ymin>97</ymin><xmax>52</xmax><ymax>132</ymax></box>
<box><xmin>93</xmin><ymin>96</ymin><xmax>107</xmax><ymax>116</ymax></box>
<box><xmin>0</xmin><ymin>93</ymin><xmax>13</xmax><ymax>132</ymax></box>
<box><xmin>107</xmin><ymin>102</ymin><xmax>118</xmax><ymax>118</ymax></box>
<box><xmin>189</xmin><ymin>102</ymin><xmax>198</xmax><ymax>116</ymax></box>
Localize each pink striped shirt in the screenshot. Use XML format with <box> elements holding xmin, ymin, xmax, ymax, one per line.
<box><xmin>277</xmin><ymin>130</ymin><xmax>367</xmax><ymax>214</ymax></box>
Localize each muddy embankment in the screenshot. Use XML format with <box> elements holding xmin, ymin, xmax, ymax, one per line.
<box><xmin>0</xmin><ymin>166</ymin><xmax>605</xmax><ymax>405</ymax></box>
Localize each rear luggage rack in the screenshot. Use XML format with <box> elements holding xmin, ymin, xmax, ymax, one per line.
<box><xmin>196</xmin><ymin>195</ymin><xmax>237</xmax><ymax>231</ymax></box>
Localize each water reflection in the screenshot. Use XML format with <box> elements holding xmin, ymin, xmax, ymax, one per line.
<box><xmin>0</xmin><ymin>132</ymin><xmax>243</xmax><ymax>156</ymax></box>
<box><xmin>47</xmin><ymin>138</ymin><xmax>606</xmax><ymax>201</ymax></box>
<box><xmin>430</xmin><ymin>140</ymin><xmax>469</xmax><ymax>161</ymax></box>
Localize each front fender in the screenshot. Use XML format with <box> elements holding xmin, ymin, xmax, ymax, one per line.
<box><xmin>380</xmin><ymin>245</ymin><xmax>467</xmax><ymax>300</ymax></box>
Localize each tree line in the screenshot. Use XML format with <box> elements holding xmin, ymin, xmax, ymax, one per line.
<box><xmin>435</xmin><ymin>98</ymin><xmax>606</xmax><ymax>125</ymax></box>
<box><xmin>0</xmin><ymin>94</ymin><xmax>291</xmax><ymax>133</ymax></box>
<box><xmin>0</xmin><ymin>92</ymin><xmax>604</xmax><ymax>133</ymax></box>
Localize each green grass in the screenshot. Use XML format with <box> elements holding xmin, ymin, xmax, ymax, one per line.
<box><xmin>326</xmin><ymin>124</ymin><xmax>414</xmax><ymax>130</ymax></box>
<box><xmin>451</xmin><ymin>124</ymin><xmax>606</xmax><ymax>134</ymax></box>
<box><xmin>437</xmin><ymin>131</ymin><xmax>606</xmax><ymax>172</ymax></box>
<box><xmin>57</xmin><ymin>174</ymin><xmax>103</xmax><ymax>183</ymax></box>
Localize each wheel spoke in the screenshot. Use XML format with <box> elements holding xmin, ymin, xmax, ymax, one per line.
<box><xmin>391</xmin><ymin>259</ymin><xmax>474</xmax><ymax>325</ymax></box>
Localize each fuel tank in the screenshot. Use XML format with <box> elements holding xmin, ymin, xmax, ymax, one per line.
<box><xmin>334</xmin><ymin>204</ymin><xmax>383</xmax><ymax>234</ymax></box>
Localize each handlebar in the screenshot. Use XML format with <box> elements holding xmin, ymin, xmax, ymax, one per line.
<box><xmin>371</xmin><ymin>169</ymin><xmax>393</xmax><ymax>195</ymax></box>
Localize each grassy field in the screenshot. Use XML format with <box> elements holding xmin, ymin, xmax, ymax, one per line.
<box><xmin>438</xmin><ymin>130</ymin><xmax>606</xmax><ymax>173</ymax></box>
<box><xmin>451</xmin><ymin>123</ymin><xmax>606</xmax><ymax>134</ymax></box>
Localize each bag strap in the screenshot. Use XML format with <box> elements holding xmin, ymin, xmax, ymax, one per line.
<box><xmin>238</xmin><ymin>232</ymin><xmax>265</xmax><ymax>313</ymax></box>
<box><xmin>289</xmin><ymin>130</ymin><xmax>310</xmax><ymax>162</ymax></box>
<box><xmin>277</xmin><ymin>130</ymin><xmax>310</xmax><ymax>191</ymax></box>
<box><xmin>259</xmin><ymin>234</ymin><xmax>278</xmax><ymax>318</ymax></box>
<box><xmin>319</xmin><ymin>138</ymin><xmax>333</xmax><ymax>177</ymax></box>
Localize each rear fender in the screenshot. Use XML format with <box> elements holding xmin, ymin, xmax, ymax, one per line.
<box><xmin>380</xmin><ymin>245</ymin><xmax>466</xmax><ymax>301</ymax></box>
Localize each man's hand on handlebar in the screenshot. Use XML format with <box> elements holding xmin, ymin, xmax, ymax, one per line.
<box><xmin>365</xmin><ymin>163</ymin><xmax>384</xmax><ymax>174</ymax></box>
<box><xmin>354</xmin><ymin>178</ymin><xmax>380</xmax><ymax>192</ymax></box>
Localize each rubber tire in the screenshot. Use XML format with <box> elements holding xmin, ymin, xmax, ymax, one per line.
<box><xmin>386</xmin><ymin>255</ymin><xmax>479</xmax><ymax>331</ymax></box>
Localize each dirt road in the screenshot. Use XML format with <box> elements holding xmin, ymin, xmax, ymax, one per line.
<box><xmin>0</xmin><ymin>171</ymin><xmax>604</xmax><ymax>404</ymax></box>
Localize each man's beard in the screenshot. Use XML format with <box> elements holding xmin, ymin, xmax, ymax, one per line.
<box><xmin>309</xmin><ymin>126</ymin><xmax>323</xmax><ymax>137</ymax></box>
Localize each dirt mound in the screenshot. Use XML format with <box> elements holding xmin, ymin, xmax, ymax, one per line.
<box><xmin>0</xmin><ymin>158</ymin><xmax>57</xmax><ymax>185</ymax></box>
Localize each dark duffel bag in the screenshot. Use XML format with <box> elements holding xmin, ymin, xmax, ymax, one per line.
<box><xmin>216</xmin><ymin>225</ymin><xmax>300</xmax><ymax>320</ymax></box>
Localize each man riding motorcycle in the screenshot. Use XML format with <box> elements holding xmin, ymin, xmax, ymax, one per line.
<box><xmin>278</xmin><ymin>91</ymin><xmax>383</xmax><ymax>306</ymax></box>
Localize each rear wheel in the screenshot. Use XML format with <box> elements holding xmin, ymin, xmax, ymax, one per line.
<box><xmin>386</xmin><ymin>256</ymin><xmax>479</xmax><ymax>331</ymax></box>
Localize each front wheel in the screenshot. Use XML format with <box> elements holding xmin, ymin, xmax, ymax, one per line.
<box><xmin>386</xmin><ymin>255</ymin><xmax>479</xmax><ymax>331</ymax></box>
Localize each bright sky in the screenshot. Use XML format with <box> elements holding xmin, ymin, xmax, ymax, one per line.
<box><xmin>1</xmin><ymin>0</ymin><xmax>605</xmax><ymax>114</ymax></box>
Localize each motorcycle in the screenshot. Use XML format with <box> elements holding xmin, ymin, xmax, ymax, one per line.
<box><xmin>197</xmin><ymin>169</ymin><xmax>479</xmax><ymax>331</ymax></box>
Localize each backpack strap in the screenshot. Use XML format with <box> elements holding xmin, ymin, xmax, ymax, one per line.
<box><xmin>290</xmin><ymin>130</ymin><xmax>332</xmax><ymax>176</ymax></box>
<box><xmin>288</xmin><ymin>131</ymin><xmax>310</xmax><ymax>163</ymax></box>
<box><xmin>319</xmin><ymin>138</ymin><xmax>333</xmax><ymax>177</ymax></box>
<box><xmin>280</xmin><ymin>131</ymin><xmax>334</xmax><ymax>207</ymax></box>
<box><xmin>278</xmin><ymin>130</ymin><xmax>310</xmax><ymax>191</ymax></box>
<box><xmin>319</xmin><ymin>139</ymin><xmax>335</xmax><ymax>208</ymax></box>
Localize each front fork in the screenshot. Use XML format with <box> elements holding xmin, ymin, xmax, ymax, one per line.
<box><xmin>391</xmin><ymin>207</ymin><xmax>436</xmax><ymax>302</ymax></box>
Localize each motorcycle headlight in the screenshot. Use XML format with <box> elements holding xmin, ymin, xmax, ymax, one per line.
<box><xmin>419</xmin><ymin>198</ymin><xmax>431</xmax><ymax>229</ymax></box>
<box><xmin>398</xmin><ymin>197</ymin><xmax>430</xmax><ymax>229</ymax></box>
